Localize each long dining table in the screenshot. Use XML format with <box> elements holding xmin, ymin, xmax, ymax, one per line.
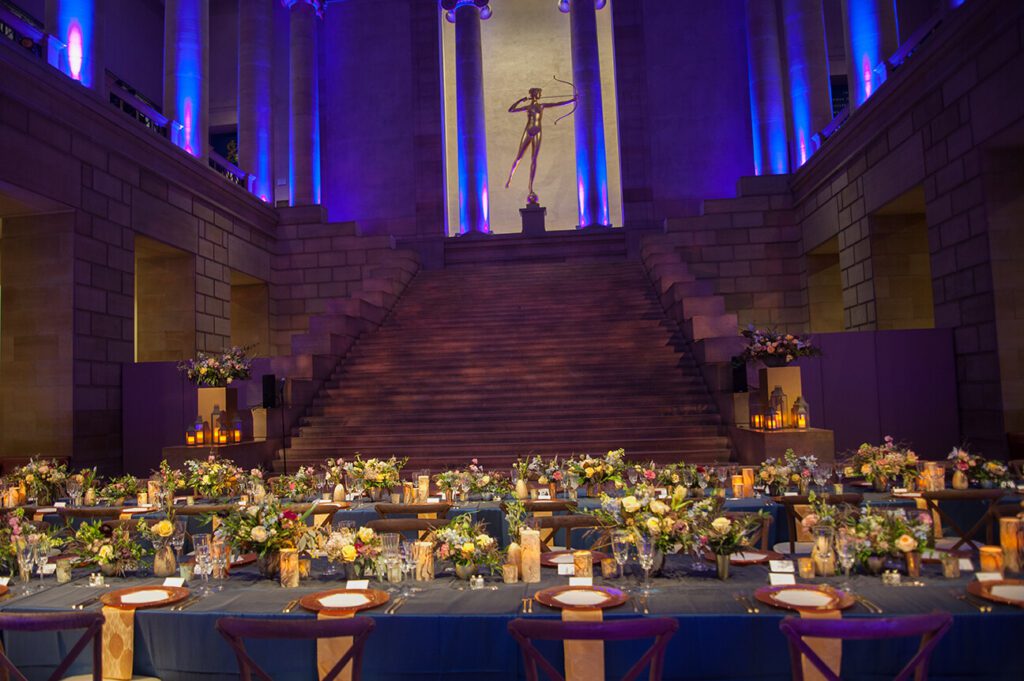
<box><xmin>2</xmin><ymin>554</ymin><xmax>1022</xmax><ymax>681</ymax></box>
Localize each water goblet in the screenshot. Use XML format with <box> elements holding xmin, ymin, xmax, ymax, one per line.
<box><xmin>836</xmin><ymin>531</ymin><xmax>856</xmax><ymax>589</ymax></box>
<box><xmin>697</xmin><ymin>470</ymin><xmax>709</xmax><ymax>496</ymax></box>
<box><xmin>171</xmin><ymin>520</ymin><xmax>187</xmax><ymax>560</ymax></box>
<box><xmin>611</xmin><ymin>531</ymin><xmax>631</xmax><ymax>581</ymax></box>
<box><xmin>67</xmin><ymin>479</ymin><xmax>83</xmax><ymax>507</ymax></box>
<box><xmin>627</xmin><ymin>467</ymin><xmax>638</xmax><ymax>486</ymax></box>
<box><xmin>715</xmin><ymin>466</ymin><xmax>730</xmax><ymax>494</ymax></box>
<box><xmin>812</xmin><ymin>526</ymin><xmax>835</xmax><ymax>571</ymax></box>
<box><xmin>33</xmin><ymin>536</ymin><xmax>51</xmax><ymax>589</ymax></box>
<box><xmin>194</xmin><ymin>546</ymin><xmax>212</xmax><ymax>595</ymax></box>
<box><xmin>813</xmin><ymin>466</ymin><xmax>830</xmax><ymax>493</ymax></box>
<box><xmin>636</xmin><ymin>534</ymin><xmax>658</xmax><ymax>595</ymax></box>
<box><xmin>681</xmin><ymin>467</ymin><xmax>695</xmax><ymax>490</ymax></box>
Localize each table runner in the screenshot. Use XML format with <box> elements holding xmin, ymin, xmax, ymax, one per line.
<box><xmin>102</xmin><ymin>605</ymin><xmax>136</xmax><ymax>680</ymax></box>
<box><xmin>562</xmin><ymin>608</ymin><xmax>603</xmax><ymax>681</ymax></box>
<box><xmin>316</xmin><ymin>611</ymin><xmax>355</xmax><ymax>681</ymax></box>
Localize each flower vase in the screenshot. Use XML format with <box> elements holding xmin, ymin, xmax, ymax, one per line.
<box><xmin>515</xmin><ymin>479</ymin><xmax>529</xmax><ymax>500</ymax></box>
<box><xmin>865</xmin><ymin>556</ymin><xmax>885</xmax><ymax>575</ymax></box>
<box><xmin>455</xmin><ymin>563</ymin><xmax>477</xmax><ymax>580</ymax></box>
<box><xmin>585</xmin><ymin>483</ymin><xmax>598</xmax><ymax>498</ymax></box>
<box><xmin>715</xmin><ymin>554</ymin><xmax>730</xmax><ymax>580</ymax></box>
<box><xmin>153</xmin><ymin>544</ymin><xmax>177</xmax><ymax>578</ymax></box>
<box><xmin>905</xmin><ymin>551</ymin><xmax>922</xmax><ymax>578</ymax></box>
<box><xmin>548</xmin><ymin>483</ymin><xmax>557</xmax><ymax>499</ymax></box>
<box><xmin>952</xmin><ymin>471</ymin><xmax>968</xmax><ymax>490</ymax></box>
<box><xmin>873</xmin><ymin>476</ymin><xmax>889</xmax><ymax>492</ymax></box>
<box><xmin>332</xmin><ymin>484</ymin><xmax>346</xmax><ymax>503</ymax></box>
<box><xmin>798</xmin><ymin>479</ymin><xmax>809</xmax><ymax>496</ymax></box>
<box><xmin>256</xmin><ymin>552</ymin><xmax>281</xmax><ymax>579</ymax></box>
<box><xmin>100</xmin><ymin>563</ymin><xmax>117</xmax><ymax>577</ymax></box>
<box><xmin>979</xmin><ymin>480</ymin><xmax>994</xmax><ymax>489</ymax></box>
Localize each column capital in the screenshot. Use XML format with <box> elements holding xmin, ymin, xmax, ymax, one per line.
<box><xmin>558</xmin><ymin>0</ymin><xmax>607</xmax><ymax>13</ymax></box>
<box><xmin>441</xmin><ymin>0</ymin><xmax>491</xmax><ymax>23</ymax></box>
<box><xmin>283</xmin><ymin>0</ymin><xmax>323</xmax><ymax>17</ymax></box>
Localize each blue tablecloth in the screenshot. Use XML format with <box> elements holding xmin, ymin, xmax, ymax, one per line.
<box><xmin>2</xmin><ymin>555</ymin><xmax>1022</xmax><ymax>681</ymax></box>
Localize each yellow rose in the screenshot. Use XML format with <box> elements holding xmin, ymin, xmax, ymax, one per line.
<box><xmin>649</xmin><ymin>500</ymin><xmax>669</xmax><ymax>516</ymax></box>
<box><xmin>341</xmin><ymin>544</ymin><xmax>358</xmax><ymax>562</ymax></box>
<box><xmin>151</xmin><ymin>520</ymin><xmax>174</xmax><ymax>538</ymax></box>
<box><xmin>461</xmin><ymin>542</ymin><xmax>476</xmax><ymax>555</ymax></box>
<box><xmin>621</xmin><ymin>496</ymin><xmax>640</xmax><ymax>513</ymax></box>
<box><xmin>645</xmin><ymin>518</ymin><xmax>661</xmax><ymax>534</ymax></box>
<box><xmin>906</xmin><ymin>453</ymin><xmax>918</xmax><ymax>464</ymax></box>
<box><xmin>711</xmin><ymin>517</ymin><xmax>732</xmax><ymax>534</ymax></box>
<box><xmin>475</xmin><ymin>534</ymin><xmax>494</xmax><ymax>548</ymax></box>
<box><xmin>895</xmin><ymin>534</ymin><xmax>918</xmax><ymax>553</ymax></box>
<box><xmin>25</xmin><ymin>474</ymin><xmax>34</xmax><ymax>483</ymax></box>
<box><xmin>585</xmin><ymin>467</ymin><xmax>595</xmax><ymax>478</ymax></box>
<box><xmin>199</xmin><ymin>367</ymin><xmax>207</xmax><ymax>374</ymax></box>
<box><xmin>861</xmin><ymin>464</ymin><xmax>871</xmax><ymax>475</ymax></box>
<box><xmin>98</xmin><ymin>545</ymin><xmax>114</xmax><ymax>562</ymax></box>
<box><xmin>662</xmin><ymin>518</ymin><xmax>674</xmax><ymax>532</ymax></box>
<box><xmin>480</xmin><ymin>475</ymin><xmax>490</xmax><ymax>485</ymax></box>
<box><xmin>538</xmin><ymin>476</ymin><xmax>548</xmax><ymax>485</ymax></box>
<box><xmin>357</xmin><ymin>527</ymin><xmax>375</xmax><ymax>543</ymax></box>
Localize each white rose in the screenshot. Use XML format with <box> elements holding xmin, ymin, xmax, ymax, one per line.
<box><xmin>621</xmin><ymin>496</ymin><xmax>640</xmax><ymax>513</ymax></box>
<box><xmin>250</xmin><ymin>526</ymin><xmax>268</xmax><ymax>543</ymax></box>
<box><xmin>711</xmin><ymin>517</ymin><xmax>732</xmax><ymax>534</ymax></box>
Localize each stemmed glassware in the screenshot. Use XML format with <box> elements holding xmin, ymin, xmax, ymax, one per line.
<box><xmin>696</xmin><ymin>469</ymin><xmax>709</xmax><ymax>496</ymax></box>
<box><xmin>611</xmin><ymin>531</ymin><xmax>631</xmax><ymax>581</ymax></box>
<box><xmin>67</xmin><ymin>479</ymin><xmax>83</xmax><ymax>507</ymax></box>
<box><xmin>681</xmin><ymin>467</ymin><xmax>694</xmax><ymax>491</ymax></box>
<box><xmin>813</xmin><ymin>465</ymin><xmax>831</xmax><ymax>493</ymax></box>
<box><xmin>636</xmin><ymin>534</ymin><xmax>658</xmax><ymax>595</ymax></box>
<box><xmin>33</xmin><ymin>536</ymin><xmax>51</xmax><ymax>591</ymax></box>
<box><xmin>380</xmin><ymin>533</ymin><xmax>401</xmax><ymax>589</ymax></box>
<box><xmin>836</xmin><ymin>530</ymin><xmax>856</xmax><ymax>589</ymax></box>
<box><xmin>627</xmin><ymin>467</ymin><xmax>639</xmax><ymax>486</ymax></box>
<box><xmin>15</xmin><ymin>538</ymin><xmax>35</xmax><ymax>593</ymax></box>
<box><xmin>171</xmin><ymin>520</ymin><xmax>187</xmax><ymax>563</ymax></box>
<box><xmin>399</xmin><ymin>539</ymin><xmax>421</xmax><ymax>596</ymax></box>
<box><xmin>834</xmin><ymin>463</ymin><xmax>846</xmax><ymax>492</ymax></box>
<box><xmin>812</xmin><ymin>526</ymin><xmax>834</xmax><ymax>575</ymax></box>
<box><xmin>716</xmin><ymin>466</ymin><xmax>730</xmax><ymax>495</ymax></box>
<box><xmin>193</xmin><ymin>533</ymin><xmax>212</xmax><ymax>595</ymax></box>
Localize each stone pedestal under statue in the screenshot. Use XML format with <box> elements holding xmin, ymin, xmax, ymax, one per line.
<box><xmin>520</xmin><ymin>203</ymin><xmax>547</xmax><ymax>235</ymax></box>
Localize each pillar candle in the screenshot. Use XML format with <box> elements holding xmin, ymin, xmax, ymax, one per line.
<box><xmin>502</xmin><ymin>563</ymin><xmax>518</xmax><ymax>584</ymax></box>
<box><xmin>798</xmin><ymin>557</ymin><xmax>815</xmax><ymax>579</ymax></box>
<box><xmin>280</xmin><ymin>548</ymin><xmax>300</xmax><ymax>588</ymax></box>
<box><xmin>147</xmin><ymin>480</ymin><xmax>160</xmax><ymax>501</ymax></box>
<box><xmin>507</xmin><ymin>541</ymin><xmax>522</xmax><ymax>575</ymax></box>
<box><xmin>414</xmin><ymin>541</ymin><xmax>434</xmax><ymax>581</ymax></box>
<box><xmin>417</xmin><ymin>475</ymin><xmax>431</xmax><ymax>503</ymax></box>
<box><xmin>520</xmin><ymin>528</ymin><xmax>541</xmax><ymax>583</ymax></box>
<box><xmin>84</xmin><ymin>488</ymin><xmax>96</xmax><ymax>506</ymax></box>
<box><xmin>1000</xmin><ymin>518</ymin><xmax>1021</xmax><ymax>573</ymax></box>
<box><xmin>137</xmin><ymin>492</ymin><xmax>148</xmax><ymax>506</ymax></box>
<box><xmin>601</xmin><ymin>557</ymin><xmax>617</xmax><ymax>579</ymax></box>
<box><xmin>731</xmin><ymin>475</ymin><xmax>745</xmax><ymax>499</ymax></box>
<box><xmin>741</xmin><ymin>468</ymin><xmax>755</xmax><ymax>497</ymax></box>
<box><xmin>573</xmin><ymin>551</ymin><xmax>592</xmax><ymax>578</ymax></box>
<box><xmin>979</xmin><ymin>546</ymin><xmax>1004</xmax><ymax>575</ymax></box>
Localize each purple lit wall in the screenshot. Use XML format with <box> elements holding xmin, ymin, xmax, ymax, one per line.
<box><xmin>164</xmin><ymin>0</ymin><xmax>209</xmax><ymax>157</ymax></box>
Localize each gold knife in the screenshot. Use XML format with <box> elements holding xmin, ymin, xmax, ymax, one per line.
<box><xmin>282</xmin><ymin>599</ymin><xmax>298</xmax><ymax>613</ymax></box>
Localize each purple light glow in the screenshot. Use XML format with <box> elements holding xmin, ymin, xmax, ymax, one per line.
<box><xmin>67</xmin><ymin>21</ymin><xmax>83</xmax><ymax>81</ymax></box>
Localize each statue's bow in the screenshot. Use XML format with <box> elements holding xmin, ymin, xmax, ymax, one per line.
<box><xmin>552</xmin><ymin>75</ymin><xmax>578</xmax><ymax>125</ymax></box>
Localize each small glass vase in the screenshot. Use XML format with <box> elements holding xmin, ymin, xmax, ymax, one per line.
<box><xmin>256</xmin><ymin>552</ymin><xmax>281</xmax><ymax>579</ymax></box>
<box><xmin>715</xmin><ymin>554</ymin><xmax>730</xmax><ymax>580</ymax></box>
<box><xmin>951</xmin><ymin>471</ymin><xmax>969</xmax><ymax>490</ymax></box>
<box><xmin>153</xmin><ymin>543</ymin><xmax>177</xmax><ymax>578</ymax></box>
<box><xmin>455</xmin><ymin>563</ymin><xmax>477</xmax><ymax>580</ymax></box>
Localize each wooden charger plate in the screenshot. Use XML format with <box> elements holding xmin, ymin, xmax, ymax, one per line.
<box><xmin>540</xmin><ymin>550</ymin><xmax>610</xmax><ymax>568</ymax></box>
<box><xmin>534</xmin><ymin>585</ymin><xmax>627</xmax><ymax>611</ymax></box>
<box><xmin>0</xmin><ymin>585</ymin><xmax>9</xmax><ymax>599</ymax></box>
<box><xmin>100</xmin><ymin>586</ymin><xmax>190</xmax><ymax>610</ymax></box>
<box><xmin>704</xmin><ymin>549</ymin><xmax>785</xmax><ymax>566</ymax></box>
<box><xmin>967</xmin><ymin>579</ymin><xmax>1024</xmax><ymax>607</ymax></box>
<box><xmin>753</xmin><ymin>584</ymin><xmax>855</xmax><ymax>612</ymax></box>
<box><xmin>231</xmin><ymin>553</ymin><xmax>257</xmax><ymax>568</ymax></box>
<box><xmin>299</xmin><ymin>588</ymin><xmax>389</xmax><ymax>615</ymax></box>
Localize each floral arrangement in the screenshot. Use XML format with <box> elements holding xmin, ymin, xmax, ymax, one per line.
<box><xmin>433</xmin><ymin>514</ymin><xmax>502</xmax><ymax>569</ymax></box>
<box><xmin>0</xmin><ymin>509</ymin><xmax>29</xmax><ymax>576</ymax></box>
<box><xmin>322</xmin><ymin>457</ymin><xmax>346</xmax><ymax>486</ymax></box>
<box><xmin>433</xmin><ymin>470</ymin><xmax>469</xmax><ymax>498</ymax></box>
<box><xmin>98</xmin><ymin>475</ymin><xmax>140</xmax><ymax>504</ymax></box>
<box><xmin>138</xmin><ymin>518</ymin><xmax>176</xmax><ymax>546</ymax></box>
<box><xmin>848</xmin><ymin>506</ymin><xmax>933</xmax><ymax>561</ymax></box>
<box><xmin>798</xmin><ymin>492</ymin><xmax>855</xmax><ymax>532</ymax></box>
<box><xmin>324</xmin><ymin>526</ymin><xmax>382</xmax><ymax>575</ymax></box>
<box><xmin>758</xmin><ymin>450</ymin><xmax>817</xmax><ymax>493</ymax></box>
<box><xmin>565</xmin><ymin>449</ymin><xmax>626</xmax><ymax>486</ymax></box>
<box><xmin>527</xmin><ymin>455</ymin><xmax>562</xmax><ymax>486</ymax></box>
<box><xmin>217</xmin><ymin>496</ymin><xmax>317</xmax><ymax>557</ymax></box>
<box><xmin>466</xmin><ymin>459</ymin><xmax>505</xmax><ymax>496</ymax></box>
<box><xmin>69</xmin><ymin>467</ymin><xmax>98</xmax><ymax>492</ymax></box>
<box><xmin>7</xmin><ymin>457</ymin><xmax>68</xmax><ymax>505</ymax></box>
<box><xmin>854</xmin><ymin>436</ymin><xmax>918</xmax><ymax>486</ymax></box>
<box><xmin>738</xmin><ymin>325</ymin><xmax>821</xmax><ymax>366</ymax></box>
<box><xmin>69</xmin><ymin>521</ymin><xmax>149</xmax><ymax>575</ymax></box>
<box><xmin>270</xmin><ymin>466</ymin><xmax>320</xmax><ymax>500</ymax></box>
<box><xmin>344</xmin><ymin>455</ymin><xmax>407</xmax><ymax>493</ymax></box>
<box><xmin>177</xmin><ymin>345</ymin><xmax>254</xmax><ymax>387</ymax></box>
<box><xmin>696</xmin><ymin>501</ymin><xmax>767</xmax><ymax>556</ymax></box>
<box><xmin>948</xmin><ymin>448</ymin><xmax>1010</xmax><ymax>485</ymax></box>
<box><xmin>153</xmin><ymin>461</ymin><xmax>186</xmax><ymax>509</ymax></box>
<box><xmin>185</xmin><ymin>455</ymin><xmax>243</xmax><ymax>498</ymax></box>
<box><xmin>976</xmin><ymin>459</ymin><xmax>1011</xmax><ymax>484</ymax></box>
<box><xmin>591</xmin><ymin>488</ymin><xmax>699</xmax><ymax>554</ymax></box>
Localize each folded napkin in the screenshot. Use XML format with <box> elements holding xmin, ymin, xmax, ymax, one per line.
<box><xmin>798</xmin><ymin>609</ymin><xmax>842</xmax><ymax>681</ymax></box>
<box><xmin>317</xmin><ymin>611</ymin><xmax>355</xmax><ymax>681</ymax></box>
<box><xmin>562</xmin><ymin>608</ymin><xmax>604</xmax><ymax>681</ymax></box>
<box><xmin>102</xmin><ymin>605</ymin><xmax>137</xmax><ymax>680</ymax></box>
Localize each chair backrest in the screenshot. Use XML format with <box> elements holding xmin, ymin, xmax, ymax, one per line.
<box><xmin>530</xmin><ymin>514</ymin><xmax>605</xmax><ymax>551</ymax></box>
<box><xmin>508</xmin><ymin>617</ymin><xmax>678</xmax><ymax>681</ymax></box>
<box><xmin>216</xmin><ymin>615</ymin><xmax>376</xmax><ymax>681</ymax></box>
<box><xmin>522</xmin><ymin>500</ymin><xmax>577</xmax><ymax>514</ymax></box>
<box><xmin>57</xmin><ymin>507</ymin><xmax>129</xmax><ymax>521</ymax></box>
<box><xmin>0</xmin><ymin>611</ymin><xmax>104</xmax><ymax>681</ymax></box>
<box><xmin>724</xmin><ymin>511</ymin><xmax>772</xmax><ymax>552</ymax></box>
<box><xmin>778</xmin><ymin>612</ymin><xmax>953</xmax><ymax>681</ymax></box>
<box><xmin>773</xmin><ymin>495</ymin><xmax>863</xmax><ymax>554</ymax></box>
<box><xmin>374</xmin><ymin>503</ymin><xmax>452</xmax><ymax>519</ymax></box>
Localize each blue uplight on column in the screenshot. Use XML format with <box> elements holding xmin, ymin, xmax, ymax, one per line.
<box><xmin>171</xmin><ymin>0</ymin><xmax>204</xmax><ymax>156</ymax></box>
<box><xmin>845</xmin><ymin>0</ymin><xmax>893</xmax><ymax>107</ymax></box>
<box><xmin>56</xmin><ymin>0</ymin><xmax>94</xmax><ymax>87</ymax></box>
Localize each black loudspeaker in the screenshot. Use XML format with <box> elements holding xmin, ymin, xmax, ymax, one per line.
<box><xmin>262</xmin><ymin>374</ymin><xmax>277</xmax><ymax>408</ymax></box>
<box><xmin>731</xmin><ymin>359</ymin><xmax>748</xmax><ymax>393</ymax></box>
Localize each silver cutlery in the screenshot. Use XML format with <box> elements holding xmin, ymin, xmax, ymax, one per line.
<box><xmin>526</xmin><ymin>598</ymin><xmax>533</xmax><ymax>614</ymax></box>
<box><xmin>952</xmin><ymin>591</ymin><xmax>991</xmax><ymax>613</ymax></box>
<box><xmin>854</xmin><ymin>595</ymin><xmax>883</xmax><ymax>614</ymax></box>
<box><xmin>386</xmin><ymin>597</ymin><xmax>406</xmax><ymax>615</ymax></box>
<box><xmin>736</xmin><ymin>593</ymin><xmax>760</xmax><ymax>614</ymax></box>
<box><xmin>73</xmin><ymin>595</ymin><xmax>101</xmax><ymax>610</ymax></box>
<box><xmin>172</xmin><ymin>595</ymin><xmax>201</xmax><ymax>611</ymax></box>
<box><xmin>631</xmin><ymin>597</ymin><xmax>639</xmax><ymax>614</ymax></box>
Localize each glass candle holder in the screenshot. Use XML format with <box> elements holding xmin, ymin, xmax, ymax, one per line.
<box><xmin>601</xmin><ymin>558</ymin><xmax>617</xmax><ymax>579</ymax></box>
<box><xmin>280</xmin><ymin>549</ymin><xmax>300</xmax><ymax>588</ymax></box>
<box><xmin>797</xmin><ymin>557</ymin><xmax>815</xmax><ymax>579</ymax></box>
<box><xmin>573</xmin><ymin>551</ymin><xmax>593</xmax><ymax>578</ymax></box>
<box><xmin>502</xmin><ymin>563</ymin><xmax>518</xmax><ymax>584</ymax></box>
<box><xmin>941</xmin><ymin>552</ymin><xmax>961</xmax><ymax>579</ymax></box>
<box><xmin>979</xmin><ymin>546</ymin><xmax>1004</xmax><ymax>575</ymax></box>
<box><xmin>55</xmin><ymin>558</ymin><xmax>73</xmax><ymax>584</ymax></box>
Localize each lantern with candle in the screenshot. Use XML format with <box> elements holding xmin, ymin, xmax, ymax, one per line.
<box><xmin>194</xmin><ymin>416</ymin><xmax>206</xmax><ymax>445</ymax></box>
<box><xmin>749</xmin><ymin>393</ymin><xmax>764</xmax><ymax>430</ymax></box>
<box><xmin>792</xmin><ymin>397</ymin><xmax>809</xmax><ymax>429</ymax></box>
<box><xmin>210</xmin><ymin>405</ymin><xmax>222</xmax><ymax>443</ymax></box>
<box><xmin>232</xmin><ymin>416</ymin><xmax>243</xmax><ymax>443</ymax></box>
<box><xmin>769</xmin><ymin>386</ymin><xmax>788</xmax><ymax>428</ymax></box>
<box><xmin>765</xmin><ymin>406</ymin><xmax>780</xmax><ymax>431</ymax></box>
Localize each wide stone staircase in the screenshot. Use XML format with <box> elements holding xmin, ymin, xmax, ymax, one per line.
<box><xmin>283</xmin><ymin>258</ymin><xmax>733</xmax><ymax>468</ymax></box>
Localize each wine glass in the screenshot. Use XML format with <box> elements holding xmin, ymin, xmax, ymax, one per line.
<box><xmin>681</xmin><ymin>467</ymin><xmax>695</xmax><ymax>490</ymax></box>
<box><xmin>209</xmin><ymin>539</ymin><xmax>229</xmax><ymax>591</ymax></box>
<box><xmin>697</xmin><ymin>470</ymin><xmax>709</xmax><ymax>496</ymax></box>
<box><xmin>716</xmin><ymin>466</ymin><xmax>729</xmax><ymax>494</ymax></box>
<box><xmin>400</xmin><ymin>539</ymin><xmax>421</xmax><ymax>596</ymax></box>
<box><xmin>812</xmin><ymin>465</ymin><xmax>830</xmax><ymax>493</ymax></box>
<box><xmin>380</xmin><ymin>533</ymin><xmax>401</xmax><ymax>590</ymax></box>
<box><xmin>611</xmin><ymin>531</ymin><xmax>631</xmax><ymax>581</ymax></box>
<box><xmin>834</xmin><ymin>463</ymin><xmax>846</xmax><ymax>491</ymax></box>
<box><xmin>836</xmin><ymin>530</ymin><xmax>856</xmax><ymax>588</ymax></box>
<box><xmin>67</xmin><ymin>479</ymin><xmax>83</xmax><ymax>507</ymax></box>
<box><xmin>627</xmin><ymin>467</ymin><xmax>638</xmax><ymax>486</ymax></box>
<box><xmin>15</xmin><ymin>538</ymin><xmax>35</xmax><ymax>593</ymax></box>
<box><xmin>33</xmin><ymin>536</ymin><xmax>50</xmax><ymax>590</ymax></box>
<box><xmin>171</xmin><ymin>520</ymin><xmax>187</xmax><ymax>561</ymax></box>
<box><xmin>636</xmin><ymin>534</ymin><xmax>658</xmax><ymax>595</ymax></box>
<box><xmin>194</xmin><ymin>545</ymin><xmax>212</xmax><ymax>595</ymax></box>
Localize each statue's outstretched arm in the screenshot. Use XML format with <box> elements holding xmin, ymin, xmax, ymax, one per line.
<box><xmin>508</xmin><ymin>97</ymin><xmax>530</xmax><ymax>113</ymax></box>
<box><xmin>541</xmin><ymin>96</ymin><xmax>578</xmax><ymax>109</ymax></box>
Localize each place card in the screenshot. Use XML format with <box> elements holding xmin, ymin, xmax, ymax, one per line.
<box><xmin>975</xmin><ymin>572</ymin><xmax>1001</xmax><ymax>582</ymax></box>
<box><xmin>54</xmin><ymin>502</ymin><xmax>67</xmax><ymax>508</ymax></box>
<box><xmin>163</xmin><ymin>577</ymin><xmax>185</xmax><ymax>588</ymax></box>
<box><xmin>0</xmin><ymin>577</ymin><xmax>9</xmax><ymax>586</ymax></box>
<box><xmin>921</xmin><ymin>549</ymin><xmax>940</xmax><ymax>561</ymax></box>
<box><xmin>569</xmin><ymin>577</ymin><xmax>593</xmax><ymax>587</ymax></box>
<box><xmin>783</xmin><ymin>492</ymin><xmax>798</xmax><ymax>496</ymax></box>
<box><xmin>769</xmin><ymin>573</ymin><xmax>796</xmax><ymax>586</ymax></box>
<box><xmin>438</xmin><ymin>492</ymin><xmax>447</xmax><ymax>501</ymax></box>
<box><xmin>959</xmin><ymin>558</ymin><xmax>974</xmax><ymax>571</ymax></box>
<box><xmin>537</xmin><ymin>488</ymin><xmax>551</xmax><ymax>500</ymax></box>
<box><xmin>346</xmin><ymin>580</ymin><xmax>369</xmax><ymax>590</ymax></box>
<box><xmin>41</xmin><ymin>564</ymin><xmax>56</xmax><ymax>575</ymax></box>
<box><xmin>892</xmin><ymin>488</ymin><xmax>907</xmax><ymax>495</ymax></box>
<box><xmin>769</xmin><ymin>560</ymin><xmax>795</xmax><ymax>573</ymax></box>
<box><xmin>427</xmin><ymin>497</ymin><xmax>441</xmax><ymax>504</ymax></box>
<box><xmin>557</xmin><ymin>563</ymin><xmax>575</xmax><ymax>576</ymax></box>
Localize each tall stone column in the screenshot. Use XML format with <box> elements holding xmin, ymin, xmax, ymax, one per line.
<box><xmin>744</xmin><ymin>0</ymin><xmax>789</xmax><ymax>176</ymax></box>
<box><xmin>238</xmin><ymin>0</ymin><xmax>275</xmax><ymax>202</ymax></box>
<box><xmin>781</xmin><ymin>0</ymin><xmax>832</xmax><ymax>168</ymax></box>
<box><xmin>442</xmin><ymin>0</ymin><xmax>491</xmax><ymax>235</ymax></box>
<box><xmin>164</xmin><ymin>0</ymin><xmax>209</xmax><ymax>158</ymax></box>
<box><xmin>45</xmin><ymin>0</ymin><xmax>104</xmax><ymax>91</ymax></box>
<box><xmin>287</xmin><ymin>0</ymin><xmax>321</xmax><ymax>206</ymax></box>
<box><xmin>560</xmin><ymin>0</ymin><xmax>610</xmax><ymax>228</ymax></box>
<box><xmin>841</xmin><ymin>0</ymin><xmax>899</xmax><ymax>109</ymax></box>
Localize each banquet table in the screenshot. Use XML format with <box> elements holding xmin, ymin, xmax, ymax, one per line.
<box><xmin>2</xmin><ymin>556</ymin><xmax>1022</xmax><ymax>681</ymax></box>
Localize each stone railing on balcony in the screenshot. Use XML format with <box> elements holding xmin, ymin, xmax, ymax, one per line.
<box><xmin>0</xmin><ymin>0</ymin><xmax>44</xmax><ymax>60</ymax></box>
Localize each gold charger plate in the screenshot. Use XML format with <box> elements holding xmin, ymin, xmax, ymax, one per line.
<box><xmin>100</xmin><ymin>585</ymin><xmax>190</xmax><ymax>610</ymax></box>
<box><xmin>753</xmin><ymin>584</ymin><xmax>855</xmax><ymax>612</ymax></box>
<box><xmin>0</xmin><ymin>585</ymin><xmax>8</xmax><ymax>599</ymax></box>
<box><xmin>967</xmin><ymin>579</ymin><xmax>1024</xmax><ymax>607</ymax></box>
<box><xmin>540</xmin><ymin>550</ymin><xmax>610</xmax><ymax>568</ymax></box>
<box><xmin>533</xmin><ymin>585</ymin><xmax>627</xmax><ymax>611</ymax></box>
<box><xmin>299</xmin><ymin>588</ymin><xmax>390</xmax><ymax>615</ymax></box>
